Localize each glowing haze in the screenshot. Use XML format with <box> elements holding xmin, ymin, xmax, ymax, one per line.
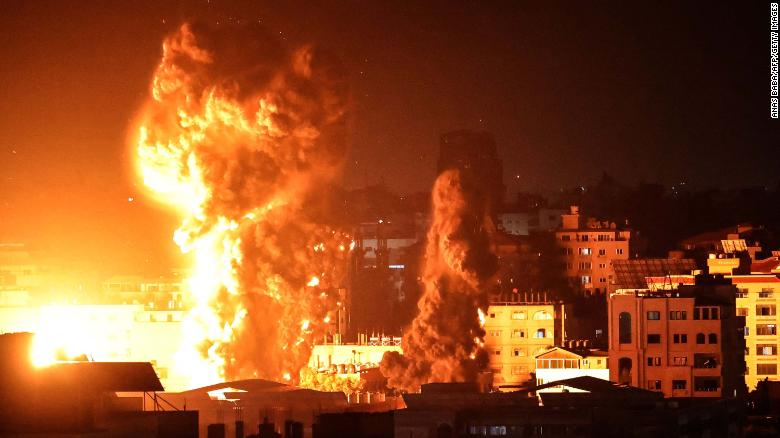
<box><xmin>380</xmin><ymin>169</ymin><xmax>497</xmax><ymax>392</ymax></box>
<box><xmin>133</xmin><ymin>23</ymin><xmax>350</xmax><ymax>388</ymax></box>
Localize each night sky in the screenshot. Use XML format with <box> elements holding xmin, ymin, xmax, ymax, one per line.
<box><xmin>0</xmin><ymin>1</ymin><xmax>776</xmax><ymax>273</ymax></box>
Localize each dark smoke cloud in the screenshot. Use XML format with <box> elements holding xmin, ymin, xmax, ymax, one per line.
<box><xmin>380</xmin><ymin>169</ymin><xmax>497</xmax><ymax>392</ymax></box>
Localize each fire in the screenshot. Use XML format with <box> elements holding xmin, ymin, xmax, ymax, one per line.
<box><xmin>29</xmin><ymin>305</ymin><xmax>117</xmax><ymax>367</ymax></box>
<box><xmin>477</xmin><ymin>308</ymin><xmax>486</xmax><ymax>327</ymax></box>
<box><xmin>133</xmin><ymin>23</ymin><xmax>350</xmax><ymax>388</ymax></box>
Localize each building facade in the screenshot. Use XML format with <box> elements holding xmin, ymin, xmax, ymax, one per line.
<box><xmin>483</xmin><ymin>297</ymin><xmax>567</xmax><ymax>388</ymax></box>
<box><xmin>556</xmin><ymin>206</ymin><xmax>632</xmax><ymax>295</ymax></box>
<box><xmin>534</xmin><ymin>346</ymin><xmax>609</xmax><ymax>391</ymax></box>
<box><xmin>608</xmin><ymin>282</ymin><xmax>746</xmax><ymax>398</ymax></box>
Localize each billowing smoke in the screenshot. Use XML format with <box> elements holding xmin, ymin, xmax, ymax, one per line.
<box><xmin>380</xmin><ymin>169</ymin><xmax>497</xmax><ymax>392</ymax></box>
<box><xmin>133</xmin><ymin>23</ymin><xmax>350</xmax><ymax>386</ymax></box>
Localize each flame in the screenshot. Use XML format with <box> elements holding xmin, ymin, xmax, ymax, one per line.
<box><xmin>477</xmin><ymin>308</ymin><xmax>486</xmax><ymax>327</ymax></box>
<box><xmin>29</xmin><ymin>305</ymin><xmax>115</xmax><ymax>367</ymax></box>
<box><xmin>133</xmin><ymin>23</ymin><xmax>350</xmax><ymax>388</ymax></box>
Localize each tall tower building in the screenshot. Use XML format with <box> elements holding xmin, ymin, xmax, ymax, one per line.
<box><xmin>437</xmin><ymin>130</ymin><xmax>505</xmax><ymax>213</ymax></box>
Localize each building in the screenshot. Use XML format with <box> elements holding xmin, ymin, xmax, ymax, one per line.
<box><xmin>316</xmin><ymin>379</ymin><xmax>744</xmax><ymax>438</ymax></box>
<box><xmin>437</xmin><ymin>130</ymin><xmax>505</xmax><ymax>212</ymax></box>
<box><xmin>705</xmin><ymin>248</ymin><xmax>780</xmax><ymax>391</ymax></box>
<box><xmin>496</xmin><ymin>208</ymin><xmax>566</xmax><ymax>236</ymax></box>
<box><xmin>482</xmin><ymin>294</ymin><xmax>567</xmax><ymax>388</ymax></box>
<box><xmin>0</xmin><ymin>304</ymin><xmax>188</xmax><ymax>391</ymax></box>
<box><xmin>556</xmin><ymin>206</ymin><xmax>633</xmax><ymax>295</ymax></box>
<box><xmin>0</xmin><ymin>332</ymin><xmax>197</xmax><ymax>437</ymax></box>
<box><xmin>101</xmin><ymin>274</ymin><xmax>187</xmax><ymax>310</ymax></box>
<box><xmin>608</xmin><ymin>279</ymin><xmax>746</xmax><ymax>398</ymax></box>
<box><xmin>533</xmin><ymin>346</ymin><xmax>609</xmax><ymax>390</ymax></box>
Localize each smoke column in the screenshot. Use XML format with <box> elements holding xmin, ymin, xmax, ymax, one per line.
<box><xmin>133</xmin><ymin>23</ymin><xmax>350</xmax><ymax>387</ymax></box>
<box><xmin>380</xmin><ymin>169</ymin><xmax>497</xmax><ymax>392</ymax></box>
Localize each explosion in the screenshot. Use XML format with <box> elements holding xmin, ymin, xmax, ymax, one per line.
<box><xmin>133</xmin><ymin>23</ymin><xmax>350</xmax><ymax>387</ymax></box>
<box><xmin>380</xmin><ymin>169</ymin><xmax>497</xmax><ymax>392</ymax></box>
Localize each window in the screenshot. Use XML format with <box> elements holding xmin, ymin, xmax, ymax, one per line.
<box><xmin>579</xmin><ymin>248</ymin><xmax>592</xmax><ymax>256</ymax></box>
<box><xmin>737</xmin><ymin>288</ymin><xmax>748</xmax><ymax>298</ymax></box>
<box><xmin>616</xmin><ymin>248</ymin><xmax>624</xmax><ymax>255</ymax></box>
<box><xmin>581</xmin><ymin>275</ymin><xmax>592</xmax><ymax>284</ymax></box>
<box><xmin>535</xmin><ymin>328</ymin><xmax>546</xmax><ymax>338</ymax></box>
<box><xmin>581</xmin><ymin>235</ymin><xmax>589</xmax><ymax>242</ymax></box>
<box><xmin>648</xmin><ymin>380</ymin><xmax>662</xmax><ymax>390</ymax></box>
<box><xmin>647</xmin><ymin>356</ymin><xmax>661</xmax><ymax>366</ymax></box>
<box><xmin>737</xmin><ymin>308</ymin><xmax>748</xmax><ymax>317</ymax></box>
<box><xmin>489</xmin><ymin>312</ymin><xmax>496</xmax><ymax>318</ymax></box>
<box><xmin>513</xmin><ymin>348</ymin><xmax>526</xmax><ymax>357</ymax></box>
<box><xmin>673</xmin><ymin>334</ymin><xmax>688</xmax><ymax>344</ymax></box>
<box><xmin>598</xmin><ymin>249</ymin><xmax>606</xmax><ymax>256</ymax></box>
<box><xmin>757</xmin><ymin>324</ymin><xmax>777</xmax><ymax>336</ymax></box>
<box><xmin>694</xmin><ymin>307</ymin><xmax>719</xmax><ymax>320</ymax></box>
<box><xmin>489</xmin><ymin>330</ymin><xmax>502</xmax><ymax>337</ymax></box>
<box><xmin>647</xmin><ymin>334</ymin><xmax>661</xmax><ymax>344</ymax></box>
<box><xmin>494</xmin><ymin>349</ymin><xmax>501</xmax><ymax>356</ymax></box>
<box><xmin>758</xmin><ymin>364</ymin><xmax>778</xmax><ymax>375</ymax></box>
<box><xmin>756</xmin><ymin>305</ymin><xmax>776</xmax><ymax>316</ymax></box>
<box><xmin>708</xmin><ymin>333</ymin><xmax>718</xmax><ymax>344</ymax></box>
<box><xmin>561</xmin><ymin>235</ymin><xmax>571</xmax><ymax>241</ymax></box>
<box><xmin>744</xmin><ymin>326</ymin><xmax>750</xmax><ymax>336</ymax></box>
<box><xmin>669</xmin><ymin>311</ymin><xmax>687</xmax><ymax>320</ymax></box>
<box><xmin>599</xmin><ymin>263</ymin><xmax>607</xmax><ymax>268</ymax></box>
<box><xmin>511</xmin><ymin>329</ymin><xmax>525</xmax><ymax>338</ymax></box>
<box><xmin>647</xmin><ymin>311</ymin><xmax>661</xmax><ymax>320</ymax></box>
<box><xmin>757</xmin><ymin>344</ymin><xmax>777</xmax><ymax>356</ymax></box>
<box><xmin>534</xmin><ymin>310</ymin><xmax>552</xmax><ymax>320</ymax></box>
<box><xmin>511</xmin><ymin>365</ymin><xmax>527</xmax><ymax>375</ymax></box>
<box><xmin>760</xmin><ymin>288</ymin><xmax>775</xmax><ymax>298</ymax></box>
<box><xmin>673</xmin><ymin>356</ymin><xmax>687</xmax><ymax>366</ymax></box>
<box><xmin>696</xmin><ymin>333</ymin><xmax>705</xmax><ymax>344</ymax></box>
<box><xmin>619</xmin><ymin>312</ymin><xmax>632</xmax><ymax>343</ymax></box>
<box><xmin>578</xmin><ymin>262</ymin><xmax>592</xmax><ymax>269</ymax></box>
<box><xmin>511</xmin><ymin>311</ymin><xmax>526</xmax><ymax>320</ymax></box>
<box><xmin>672</xmin><ymin>380</ymin><xmax>687</xmax><ymax>390</ymax></box>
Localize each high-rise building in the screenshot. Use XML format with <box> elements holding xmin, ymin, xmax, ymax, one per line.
<box><xmin>608</xmin><ymin>279</ymin><xmax>746</xmax><ymax>398</ymax></box>
<box><xmin>437</xmin><ymin>130</ymin><xmax>505</xmax><ymax>212</ymax></box>
<box><xmin>556</xmin><ymin>206</ymin><xmax>632</xmax><ymax>295</ymax></box>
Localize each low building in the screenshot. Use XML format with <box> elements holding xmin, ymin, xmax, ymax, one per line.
<box><xmin>483</xmin><ymin>294</ymin><xmax>567</xmax><ymax>388</ymax></box>
<box><xmin>534</xmin><ymin>346</ymin><xmax>609</xmax><ymax>391</ymax></box>
<box><xmin>314</xmin><ymin>378</ymin><xmax>744</xmax><ymax>438</ymax></box>
<box><xmin>0</xmin><ymin>332</ymin><xmax>197</xmax><ymax>437</ymax></box>
<box><xmin>608</xmin><ymin>279</ymin><xmax>746</xmax><ymax>398</ymax></box>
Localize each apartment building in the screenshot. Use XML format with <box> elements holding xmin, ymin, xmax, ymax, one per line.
<box><xmin>482</xmin><ymin>294</ymin><xmax>567</xmax><ymax>388</ymax></box>
<box><xmin>556</xmin><ymin>206</ymin><xmax>632</xmax><ymax>295</ymax></box>
<box><xmin>608</xmin><ymin>280</ymin><xmax>746</xmax><ymax>398</ymax></box>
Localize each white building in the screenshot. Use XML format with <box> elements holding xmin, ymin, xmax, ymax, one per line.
<box><xmin>534</xmin><ymin>346</ymin><xmax>609</xmax><ymax>392</ymax></box>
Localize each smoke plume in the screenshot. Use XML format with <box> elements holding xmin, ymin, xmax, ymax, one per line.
<box><xmin>380</xmin><ymin>169</ymin><xmax>497</xmax><ymax>392</ymax></box>
<box><xmin>133</xmin><ymin>23</ymin><xmax>350</xmax><ymax>386</ymax></box>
